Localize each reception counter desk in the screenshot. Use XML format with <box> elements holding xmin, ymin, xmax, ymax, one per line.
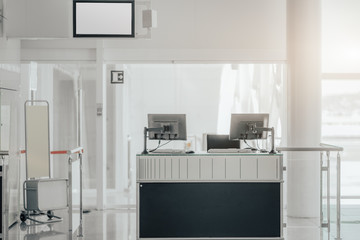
<box><xmin>136</xmin><ymin>152</ymin><xmax>284</xmax><ymax>240</ymax></box>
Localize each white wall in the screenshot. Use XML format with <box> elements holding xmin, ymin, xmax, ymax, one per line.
<box><xmin>16</xmin><ymin>0</ymin><xmax>286</xmax><ymax>62</ymax></box>
<box><xmin>6</xmin><ymin>0</ymin><xmax>72</xmax><ymax>38</ymax></box>
<box><xmin>0</xmin><ymin>39</ymin><xmax>20</xmax><ymax>62</ymax></box>
<box><xmin>105</xmin><ymin>0</ymin><xmax>286</xmax><ymax>61</ymax></box>
<box><xmin>322</xmin><ymin>0</ymin><xmax>360</xmax><ymax>73</ymax></box>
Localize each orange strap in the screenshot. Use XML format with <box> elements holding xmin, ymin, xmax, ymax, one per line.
<box><xmin>20</xmin><ymin>149</ymin><xmax>84</xmax><ymax>155</ymax></box>
<box><xmin>51</xmin><ymin>150</ymin><xmax>68</xmax><ymax>155</ymax></box>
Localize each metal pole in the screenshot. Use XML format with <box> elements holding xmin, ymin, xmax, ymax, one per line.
<box><xmin>335</xmin><ymin>152</ymin><xmax>342</xmax><ymax>240</ymax></box>
<box><xmin>30</xmin><ymin>90</ymin><xmax>35</xmax><ymax>103</ymax></box>
<box><xmin>68</xmin><ymin>156</ymin><xmax>72</xmax><ymax>232</ymax></box>
<box><xmin>1</xmin><ymin>155</ymin><xmax>5</xmax><ymax>239</ymax></box>
<box><xmin>1</xmin><ymin>152</ymin><xmax>9</xmax><ymax>240</ymax></box>
<box><xmin>77</xmin><ymin>86</ymin><xmax>84</xmax><ymax>238</ymax></box>
<box><xmin>326</xmin><ymin>151</ymin><xmax>331</xmax><ymax>236</ymax></box>
<box><xmin>320</xmin><ymin>152</ymin><xmax>323</xmax><ymax>227</ymax></box>
<box><xmin>128</xmin><ymin>135</ymin><xmax>132</xmax><ymax>189</ymax></box>
<box><xmin>270</xmin><ymin>127</ymin><xmax>275</xmax><ymax>153</ymax></box>
<box><xmin>78</xmin><ymin>89</ymin><xmax>83</xmax><ymax>146</ymax></box>
<box><xmin>78</xmin><ymin>152</ymin><xmax>84</xmax><ymax>237</ymax></box>
<box><xmin>142</xmin><ymin>127</ymin><xmax>148</xmax><ymax>154</ymax></box>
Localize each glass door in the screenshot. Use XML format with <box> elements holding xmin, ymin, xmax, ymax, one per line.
<box><xmin>0</xmin><ymin>87</ymin><xmax>21</xmax><ymax>238</ymax></box>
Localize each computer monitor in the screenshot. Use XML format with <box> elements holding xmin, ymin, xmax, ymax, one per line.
<box><xmin>148</xmin><ymin>114</ymin><xmax>187</xmax><ymax>140</ymax></box>
<box><xmin>229</xmin><ymin>113</ymin><xmax>269</xmax><ymax>140</ymax></box>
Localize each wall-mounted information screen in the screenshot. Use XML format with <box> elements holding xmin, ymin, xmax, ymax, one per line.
<box><xmin>73</xmin><ymin>0</ymin><xmax>135</xmax><ymax>37</ymax></box>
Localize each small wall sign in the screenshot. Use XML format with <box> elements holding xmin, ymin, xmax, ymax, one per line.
<box><xmin>111</xmin><ymin>70</ymin><xmax>124</xmax><ymax>84</ymax></box>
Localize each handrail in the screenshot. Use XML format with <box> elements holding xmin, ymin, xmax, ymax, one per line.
<box><xmin>320</xmin><ymin>143</ymin><xmax>344</xmax><ymax>151</ymax></box>
<box><xmin>277</xmin><ymin>143</ymin><xmax>343</xmax><ymax>152</ymax></box>
<box><xmin>277</xmin><ymin>142</ymin><xmax>343</xmax><ymax>240</ymax></box>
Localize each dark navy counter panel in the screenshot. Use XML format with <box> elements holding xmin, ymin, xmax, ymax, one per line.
<box><xmin>139</xmin><ymin>182</ymin><xmax>281</xmax><ymax>238</ymax></box>
<box><xmin>0</xmin><ymin>166</ymin><xmax>2</xmax><ymax>235</ymax></box>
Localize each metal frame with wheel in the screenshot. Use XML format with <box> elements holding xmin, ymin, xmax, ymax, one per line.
<box><xmin>21</xmin><ymin>100</ymin><xmax>65</xmax><ymax>225</ymax></box>
<box><xmin>19</xmin><ymin>210</ymin><xmax>61</xmax><ymax>225</ymax></box>
<box><xmin>20</xmin><ymin>178</ymin><xmax>68</xmax><ymax>225</ymax></box>
<box><xmin>20</xmin><ymin>100</ymin><xmax>85</xmax><ymax>236</ymax></box>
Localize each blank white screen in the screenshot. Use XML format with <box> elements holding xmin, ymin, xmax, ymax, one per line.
<box><xmin>26</xmin><ymin>105</ymin><xmax>50</xmax><ymax>178</ymax></box>
<box><xmin>76</xmin><ymin>2</ymin><xmax>132</xmax><ymax>35</ymax></box>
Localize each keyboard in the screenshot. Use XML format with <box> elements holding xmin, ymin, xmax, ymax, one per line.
<box><xmin>151</xmin><ymin>149</ymin><xmax>186</xmax><ymax>154</ymax></box>
<box><xmin>207</xmin><ymin>148</ymin><xmax>252</xmax><ymax>153</ymax></box>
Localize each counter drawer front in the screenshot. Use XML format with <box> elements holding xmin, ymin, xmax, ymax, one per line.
<box><xmin>139</xmin><ymin>182</ymin><xmax>281</xmax><ymax>238</ymax></box>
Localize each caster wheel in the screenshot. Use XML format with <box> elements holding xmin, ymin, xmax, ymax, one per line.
<box><xmin>47</xmin><ymin>210</ymin><xmax>54</xmax><ymax>219</ymax></box>
<box><xmin>20</xmin><ymin>212</ymin><xmax>27</xmax><ymax>222</ymax></box>
<box><xmin>20</xmin><ymin>222</ymin><xmax>28</xmax><ymax>231</ymax></box>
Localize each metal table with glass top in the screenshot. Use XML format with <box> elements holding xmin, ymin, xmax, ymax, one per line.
<box><xmin>136</xmin><ymin>152</ymin><xmax>284</xmax><ymax>240</ymax></box>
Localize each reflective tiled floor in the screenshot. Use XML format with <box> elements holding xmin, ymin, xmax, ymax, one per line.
<box><xmin>7</xmin><ymin>210</ymin><xmax>75</xmax><ymax>240</ymax></box>
<box><xmin>6</xmin><ymin>205</ymin><xmax>360</xmax><ymax>240</ymax></box>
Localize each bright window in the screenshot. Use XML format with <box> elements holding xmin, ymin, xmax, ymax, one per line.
<box><xmin>322</xmin><ymin>79</ymin><xmax>360</xmax><ymax>201</ymax></box>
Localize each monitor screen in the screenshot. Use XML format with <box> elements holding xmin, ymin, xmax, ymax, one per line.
<box><xmin>73</xmin><ymin>0</ymin><xmax>135</xmax><ymax>37</ymax></box>
<box><xmin>148</xmin><ymin>114</ymin><xmax>187</xmax><ymax>140</ymax></box>
<box><xmin>229</xmin><ymin>113</ymin><xmax>269</xmax><ymax>140</ymax></box>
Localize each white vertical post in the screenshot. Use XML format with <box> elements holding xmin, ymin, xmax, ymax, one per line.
<box><xmin>96</xmin><ymin>40</ymin><xmax>107</xmax><ymax>210</ymax></box>
<box><xmin>78</xmin><ymin>152</ymin><xmax>83</xmax><ymax>237</ymax></box>
<box><xmin>287</xmin><ymin>0</ymin><xmax>322</xmax><ymax>218</ymax></box>
<box><xmin>78</xmin><ymin>89</ymin><xmax>83</xmax><ymax>147</ymax></box>
<box><xmin>68</xmin><ymin>156</ymin><xmax>72</xmax><ymax>232</ymax></box>
<box><xmin>336</xmin><ymin>152</ymin><xmax>342</xmax><ymax>240</ymax></box>
<box><xmin>77</xmin><ymin>88</ymin><xmax>84</xmax><ymax>237</ymax></box>
<box><xmin>114</xmin><ymin>64</ymin><xmax>130</xmax><ymax>193</ymax></box>
<box><xmin>327</xmin><ymin>151</ymin><xmax>331</xmax><ymax>233</ymax></box>
<box><xmin>320</xmin><ymin>152</ymin><xmax>323</xmax><ymax>225</ymax></box>
<box><xmin>114</xmin><ymin>67</ymin><xmax>122</xmax><ymax>192</ymax></box>
<box><xmin>1</xmin><ymin>154</ymin><xmax>8</xmax><ymax>239</ymax></box>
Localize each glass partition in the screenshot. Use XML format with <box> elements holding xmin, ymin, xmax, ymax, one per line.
<box><xmin>322</xmin><ymin>79</ymin><xmax>360</xmax><ymax>239</ymax></box>
<box><xmin>105</xmin><ymin>63</ymin><xmax>287</xmax><ymax>207</ymax></box>
<box><xmin>0</xmin><ymin>88</ymin><xmax>21</xmax><ymax>237</ymax></box>
<box><xmin>0</xmin><ymin>63</ymin><xmax>21</xmax><ymax>238</ymax></box>
<box><xmin>19</xmin><ymin>63</ymin><xmax>286</xmax><ymax>211</ymax></box>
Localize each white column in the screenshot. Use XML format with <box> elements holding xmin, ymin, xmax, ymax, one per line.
<box><xmin>287</xmin><ymin>0</ymin><xmax>322</xmax><ymax>218</ymax></box>
<box><xmin>114</xmin><ymin>64</ymin><xmax>123</xmax><ymax>192</ymax></box>
<box><xmin>96</xmin><ymin>40</ymin><xmax>107</xmax><ymax>210</ymax></box>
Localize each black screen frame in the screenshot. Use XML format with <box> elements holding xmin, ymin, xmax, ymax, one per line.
<box><xmin>73</xmin><ymin>0</ymin><xmax>135</xmax><ymax>38</ymax></box>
